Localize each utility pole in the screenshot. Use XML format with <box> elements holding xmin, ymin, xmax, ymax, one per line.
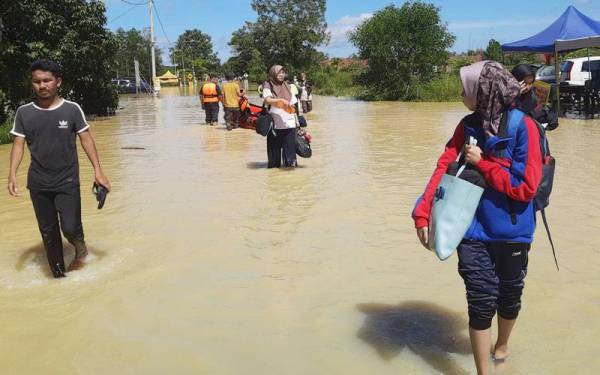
<box><xmin>148</xmin><ymin>0</ymin><xmax>160</xmax><ymax>95</ymax></box>
<box><xmin>182</xmin><ymin>51</ymin><xmax>186</xmax><ymax>87</ymax></box>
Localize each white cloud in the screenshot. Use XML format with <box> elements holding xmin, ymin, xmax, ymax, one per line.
<box><xmin>326</xmin><ymin>13</ymin><xmax>372</xmax><ymax>49</ymax></box>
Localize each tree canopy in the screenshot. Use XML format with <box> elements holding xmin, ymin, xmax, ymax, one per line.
<box><xmin>484</xmin><ymin>39</ymin><xmax>503</xmax><ymax>62</ymax></box>
<box><xmin>113</xmin><ymin>27</ymin><xmax>163</xmax><ymax>82</ymax></box>
<box><xmin>227</xmin><ymin>0</ymin><xmax>330</xmax><ymax>81</ymax></box>
<box><xmin>169</xmin><ymin>29</ymin><xmax>220</xmax><ymax>78</ymax></box>
<box><xmin>0</xmin><ymin>0</ymin><xmax>118</xmax><ymax>118</ymax></box>
<box><xmin>349</xmin><ymin>2</ymin><xmax>455</xmax><ymax>100</ymax></box>
<box><xmin>223</xmin><ymin>23</ymin><xmax>265</xmax><ymax>82</ymax></box>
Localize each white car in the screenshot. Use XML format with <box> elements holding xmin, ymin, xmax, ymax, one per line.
<box><xmin>562</xmin><ymin>56</ymin><xmax>600</xmax><ymax>86</ymax></box>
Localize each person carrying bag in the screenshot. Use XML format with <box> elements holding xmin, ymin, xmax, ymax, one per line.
<box><xmin>261</xmin><ymin>65</ymin><xmax>299</xmax><ymax>168</ymax></box>
<box><xmin>412</xmin><ymin>61</ymin><xmax>543</xmax><ymax>375</ymax></box>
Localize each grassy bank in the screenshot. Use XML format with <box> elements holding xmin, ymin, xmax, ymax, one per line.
<box><xmin>312</xmin><ymin>67</ymin><xmax>462</xmax><ymax>102</ymax></box>
<box><xmin>0</xmin><ymin>115</ymin><xmax>13</xmax><ymax>145</ymax></box>
<box><xmin>312</xmin><ymin>68</ymin><xmax>359</xmax><ymax>97</ymax></box>
<box><xmin>415</xmin><ymin>73</ymin><xmax>462</xmax><ymax>102</ymax></box>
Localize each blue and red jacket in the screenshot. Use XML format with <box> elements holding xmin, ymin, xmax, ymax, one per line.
<box><xmin>413</xmin><ymin>108</ymin><xmax>542</xmax><ymax>243</ymax></box>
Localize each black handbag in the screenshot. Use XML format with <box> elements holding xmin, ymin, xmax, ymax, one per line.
<box><xmin>256</xmin><ymin>110</ymin><xmax>273</xmax><ymax>136</ymax></box>
<box><xmin>297</xmin><ymin>115</ymin><xmax>307</xmax><ymax>128</ymax></box>
<box><xmin>296</xmin><ymin>130</ymin><xmax>312</xmax><ymax>158</ymax></box>
<box><xmin>256</xmin><ymin>82</ymin><xmax>276</xmax><ymax>136</ymax></box>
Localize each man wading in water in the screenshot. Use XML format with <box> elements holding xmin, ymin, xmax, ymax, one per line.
<box><xmin>7</xmin><ymin>59</ymin><xmax>111</xmax><ymax>278</ymax></box>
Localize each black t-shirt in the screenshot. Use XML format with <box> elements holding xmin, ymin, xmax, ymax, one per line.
<box><xmin>10</xmin><ymin>99</ymin><xmax>90</xmax><ymax>190</ymax></box>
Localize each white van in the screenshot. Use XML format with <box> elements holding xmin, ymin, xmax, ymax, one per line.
<box><xmin>562</xmin><ymin>56</ymin><xmax>600</xmax><ymax>86</ymax></box>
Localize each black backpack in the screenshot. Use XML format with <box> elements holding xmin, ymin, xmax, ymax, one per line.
<box><xmin>533</xmin><ymin>121</ymin><xmax>555</xmax><ymax>211</ymax></box>
<box><xmin>500</xmin><ymin>110</ymin><xmax>558</xmax><ymax>270</ymax></box>
<box><xmin>534</xmin><ymin>120</ymin><xmax>558</xmax><ymax>270</ymax></box>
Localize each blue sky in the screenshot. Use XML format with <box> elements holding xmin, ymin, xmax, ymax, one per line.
<box><xmin>105</xmin><ymin>0</ymin><xmax>600</xmax><ymax>64</ymax></box>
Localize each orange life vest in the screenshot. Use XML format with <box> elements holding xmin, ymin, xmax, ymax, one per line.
<box><xmin>239</xmin><ymin>97</ymin><xmax>248</xmax><ymax>112</ymax></box>
<box><xmin>201</xmin><ymin>83</ymin><xmax>219</xmax><ymax>103</ymax></box>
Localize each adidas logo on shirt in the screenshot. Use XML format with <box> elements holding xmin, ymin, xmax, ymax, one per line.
<box><xmin>58</xmin><ymin>120</ymin><xmax>68</xmax><ymax>129</ymax></box>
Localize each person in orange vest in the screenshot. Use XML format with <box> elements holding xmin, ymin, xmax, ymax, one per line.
<box><xmin>199</xmin><ymin>75</ymin><xmax>222</xmax><ymax>126</ymax></box>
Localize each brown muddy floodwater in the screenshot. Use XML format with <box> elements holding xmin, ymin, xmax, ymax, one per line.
<box><xmin>1</xmin><ymin>87</ymin><xmax>599</xmax><ymax>374</ymax></box>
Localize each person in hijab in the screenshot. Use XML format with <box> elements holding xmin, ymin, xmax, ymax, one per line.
<box><xmin>511</xmin><ymin>64</ymin><xmax>559</xmax><ymax>130</ymax></box>
<box><xmin>412</xmin><ymin>61</ymin><xmax>543</xmax><ymax>375</ymax></box>
<box><xmin>262</xmin><ymin>65</ymin><xmax>299</xmax><ymax>168</ymax></box>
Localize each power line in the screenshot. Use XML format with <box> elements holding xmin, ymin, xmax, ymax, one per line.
<box><xmin>152</xmin><ymin>1</ymin><xmax>173</xmax><ymax>46</ymax></box>
<box><xmin>110</xmin><ymin>4</ymin><xmax>138</xmax><ymax>23</ymax></box>
<box><xmin>119</xmin><ymin>0</ymin><xmax>150</xmax><ymax>5</ymax></box>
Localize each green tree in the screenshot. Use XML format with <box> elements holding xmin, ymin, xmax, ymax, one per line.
<box><xmin>467</xmin><ymin>49</ymin><xmax>484</xmax><ymax>56</ymax></box>
<box><xmin>224</xmin><ymin>23</ymin><xmax>267</xmax><ymax>82</ymax></box>
<box><xmin>0</xmin><ymin>0</ymin><xmax>118</xmax><ymax>117</ymax></box>
<box><xmin>483</xmin><ymin>39</ymin><xmax>503</xmax><ymax>62</ymax></box>
<box><xmin>504</xmin><ymin>52</ymin><xmax>539</xmax><ymax>66</ymax></box>
<box><xmin>113</xmin><ymin>27</ymin><xmax>163</xmax><ymax>82</ymax></box>
<box><xmin>170</xmin><ymin>29</ymin><xmax>220</xmax><ymax>79</ymax></box>
<box><xmin>349</xmin><ymin>2</ymin><xmax>455</xmax><ymax>100</ymax></box>
<box><xmin>237</xmin><ymin>0</ymin><xmax>329</xmax><ymax>75</ymax></box>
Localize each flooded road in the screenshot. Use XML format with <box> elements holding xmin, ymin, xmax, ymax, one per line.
<box><xmin>1</xmin><ymin>87</ymin><xmax>599</xmax><ymax>374</ymax></box>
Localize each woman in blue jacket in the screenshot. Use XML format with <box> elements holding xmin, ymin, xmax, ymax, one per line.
<box><xmin>413</xmin><ymin>61</ymin><xmax>542</xmax><ymax>375</ymax></box>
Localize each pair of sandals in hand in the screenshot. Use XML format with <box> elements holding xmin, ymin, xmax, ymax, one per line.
<box><xmin>92</xmin><ymin>183</ymin><xmax>109</xmax><ymax>209</ymax></box>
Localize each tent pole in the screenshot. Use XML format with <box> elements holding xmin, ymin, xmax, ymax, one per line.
<box><xmin>555</xmin><ymin>48</ymin><xmax>561</xmax><ymax>116</ymax></box>
<box><xmin>588</xmin><ymin>47</ymin><xmax>591</xmax><ymax>81</ymax></box>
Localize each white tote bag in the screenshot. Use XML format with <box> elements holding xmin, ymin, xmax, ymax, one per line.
<box><xmin>428</xmin><ymin>141</ymin><xmax>484</xmax><ymax>260</ymax></box>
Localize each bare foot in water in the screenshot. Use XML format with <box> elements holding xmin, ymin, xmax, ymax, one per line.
<box><xmin>68</xmin><ymin>258</ymin><xmax>86</xmax><ymax>271</ymax></box>
<box><xmin>69</xmin><ymin>240</ymin><xmax>88</xmax><ymax>271</ymax></box>
<box><xmin>492</xmin><ymin>343</ymin><xmax>509</xmax><ymax>361</ymax></box>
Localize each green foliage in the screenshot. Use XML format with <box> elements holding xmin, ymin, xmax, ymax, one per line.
<box><xmin>0</xmin><ymin>0</ymin><xmax>118</xmax><ymax>116</ymax></box>
<box><xmin>309</xmin><ymin>60</ymin><xmax>461</xmax><ymax>102</ymax></box>
<box><xmin>311</xmin><ymin>63</ymin><xmax>361</xmax><ymax>97</ymax></box>
<box><xmin>564</xmin><ymin>48</ymin><xmax>600</xmax><ymax>59</ymax></box>
<box><xmin>466</xmin><ymin>49</ymin><xmax>484</xmax><ymax>56</ymax></box>
<box><xmin>170</xmin><ymin>29</ymin><xmax>220</xmax><ymax>78</ymax></box>
<box><xmin>0</xmin><ymin>114</ymin><xmax>13</xmax><ymax>145</ymax></box>
<box><xmin>451</xmin><ymin>56</ymin><xmax>474</xmax><ymax>73</ymax></box>
<box><xmin>113</xmin><ymin>28</ymin><xmax>163</xmax><ymax>81</ymax></box>
<box><xmin>349</xmin><ymin>2</ymin><xmax>455</xmax><ymax>100</ymax></box>
<box><xmin>224</xmin><ymin>23</ymin><xmax>267</xmax><ymax>83</ymax></box>
<box><xmin>227</xmin><ymin>0</ymin><xmax>329</xmax><ymax>81</ymax></box>
<box><xmin>415</xmin><ymin>73</ymin><xmax>462</xmax><ymax>102</ymax></box>
<box><xmin>503</xmin><ymin>52</ymin><xmax>539</xmax><ymax>66</ymax></box>
<box><xmin>250</xmin><ymin>0</ymin><xmax>329</xmax><ymax>74</ymax></box>
<box><xmin>484</xmin><ymin>39</ymin><xmax>503</xmax><ymax>62</ymax></box>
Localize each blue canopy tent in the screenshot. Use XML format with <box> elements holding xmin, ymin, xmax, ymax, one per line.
<box><xmin>502</xmin><ymin>6</ymin><xmax>600</xmax><ymax>53</ymax></box>
<box><xmin>502</xmin><ymin>5</ymin><xmax>600</xmax><ymax>113</ymax></box>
